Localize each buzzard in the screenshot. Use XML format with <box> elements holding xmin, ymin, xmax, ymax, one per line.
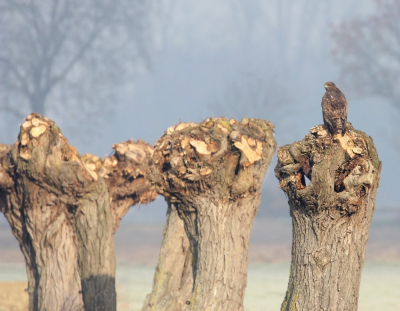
<box><xmin>321</xmin><ymin>82</ymin><xmax>347</xmax><ymax>136</ymax></box>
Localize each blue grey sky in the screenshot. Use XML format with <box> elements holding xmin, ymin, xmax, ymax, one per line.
<box><xmin>4</xmin><ymin>0</ymin><xmax>397</xmax><ymax>210</ymax></box>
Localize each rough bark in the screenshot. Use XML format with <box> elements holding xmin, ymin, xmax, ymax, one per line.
<box><xmin>0</xmin><ymin>113</ymin><xmax>157</xmax><ymax>311</ymax></box>
<box><xmin>275</xmin><ymin>123</ymin><xmax>381</xmax><ymax>311</ymax></box>
<box><xmin>148</xmin><ymin>117</ymin><xmax>277</xmax><ymax>311</ymax></box>
<box><xmin>75</xmin><ymin>181</ymin><xmax>116</xmax><ymax>311</ymax></box>
<box><xmin>142</xmin><ymin>201</ymin><xmax>193</xmax><ymax>311</ymax></box>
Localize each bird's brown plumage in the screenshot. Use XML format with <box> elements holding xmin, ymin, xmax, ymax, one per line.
<box><xmin>321</xmin><ymin>82</ymin><xmax>347</xmax><ymax>136</ymax></box>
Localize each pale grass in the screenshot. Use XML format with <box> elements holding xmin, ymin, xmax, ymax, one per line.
<box><xmin>1</xmin><ymin>262</ymin><xmax>399</xmax><ymax>311</ymax></box>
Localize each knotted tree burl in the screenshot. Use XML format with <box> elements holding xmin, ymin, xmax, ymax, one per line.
<box><xmin>275</xmin><ymin>123</ymin><xmax>381</xmax><ymax>311</ymax></box>
<box><xmin>147</xmin><ymin>117</ymin><xmax>276</xmax><ymax>311</ymax></box>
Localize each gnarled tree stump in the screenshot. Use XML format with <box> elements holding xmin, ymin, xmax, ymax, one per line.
<box><xmin>147</xmin><ymin>117</ymin><xmax>276</xmax><ymax>311</ymax></box>
<box><xmin>275</xmin><ymin>123</ymin><xmax>381</xmax><ymax>311</ymax></box>
<box><xmin>0</xmin><ymin>113</ymin><xmax>157</xmax><ymax>311</ymax></box>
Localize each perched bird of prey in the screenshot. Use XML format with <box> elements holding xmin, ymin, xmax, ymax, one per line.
<box><xmin>321</xmin><ymin>82</ymin><xmax>347</xmax><ymax>136</ymax></box>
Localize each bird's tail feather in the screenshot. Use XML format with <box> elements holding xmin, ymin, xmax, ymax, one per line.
<box><xmin>334</xmin><ymin>118</ymin><xmax>346</xmax><ymax>136</ymax></box>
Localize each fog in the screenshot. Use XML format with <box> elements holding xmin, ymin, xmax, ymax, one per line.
<box><xmin>1</xmin><ymin>0</ymin><xmax>398</xmax><ymax>214</ymax></box>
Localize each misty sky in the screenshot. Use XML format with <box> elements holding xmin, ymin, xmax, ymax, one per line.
<box><xmin>3</xmin><ymin>0</ymin><xmax>398</xmax><ymax>210</ymax></box>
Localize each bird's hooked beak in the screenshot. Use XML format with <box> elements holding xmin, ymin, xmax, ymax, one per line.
<box><xmin>324</xmin><ymin>84</ymin><xmax>328</xmax><ymax>90</ymax></box>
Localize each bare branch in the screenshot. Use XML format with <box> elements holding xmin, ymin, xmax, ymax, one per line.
<box><xmin>54</xmin><ymin>15</ymin><xmax>110</xmax><ymax>83</ymax></box>
<box><xmin>0</xmin><ymin>57</ymin><xmax>30</xmax><ymax>96</ymax></box>
<box><xmin>331</xmin><ymin>0</ymin><xmax>400</xmax><ymax>109</ymax></box>
<box><xmin>0</xmin><ymin>0</ymin><xmax>152</xmax><ymax>141</ymax></box>
<box><xmin>0</xmin><ymin>105</ymin><xmax>25</xmax><ymax>118</ymax></box>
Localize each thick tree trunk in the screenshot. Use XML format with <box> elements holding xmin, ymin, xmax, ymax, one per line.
<box><xmin>142</xmin><ymin>201</ymin><xmax>193</xmax><ymax>311</ymax></box>
<box><xmin>75</xmin><ymin>181</ymin><xmax>116</xmax><ymax>311</ymax></box>
<box><xmin>0</xmin><ymin>113</ymin><xmax>157</xmax><ymax>311</ymax></box>
<box><xmin>275</xmin><ymin>123</ymin><xmax>381</xmax><ymax>311</ymax></box>
<box><xmin>148</xmin><ymin>118</ymin><xmax>277</xmax><ymax>311</ymax></box>
<box><xmin>0</xmin><ymin>166</ymin><xmax>83</xmax><ymax>311</ymax></box>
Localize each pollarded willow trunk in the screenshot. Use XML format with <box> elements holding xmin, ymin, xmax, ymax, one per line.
<box><xmin>0</xmin><ymin>113</ymin><xmax>157</xmax><ymax>311</ymax></box>
<box><xmin>142</xmin><ymin>201</ymin><xmax>193</xmax><ymax>311</ymax></box>
<box><xmin>0</xmin><ymin>114</ymin><xmax>115</xmax><ymax>311</ymax></box>
<box><xmin>275</xmin><ymin>123</ymin><xmax>381</xmax><ymax>311</ymax></box>
<box><xmin>75</xmin><ymin>179</ymin><xmax>116</xmax><ymax>311</ymax></box>
<box><xmin>148</xmin><ymin>118</ymin><xmax>277</xmax><ymax>311</ymax></box>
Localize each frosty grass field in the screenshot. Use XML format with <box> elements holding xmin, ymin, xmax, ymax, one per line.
<box><xmin>1</xmin><ymin>262</ymin><xmax>399</xmax><ymax>311</ymax></box>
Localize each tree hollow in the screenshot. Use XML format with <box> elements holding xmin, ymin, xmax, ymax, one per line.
<box><xmin>275</xmin><ymin>123</ymin><xmax>381</xmax><ymax>311</ymax></box>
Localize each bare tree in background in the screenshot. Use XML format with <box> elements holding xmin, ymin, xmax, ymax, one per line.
<box><xmin>211</xmin><ymin>72</ymin><xmax>291</xmax><ymax>122</ymax></box>
<box><xmin>228</xmin><ymin>0</ymin><xmax>334</xmax><ymax>69</ymax></box>
<box><xmin>0</xmin><ymin>0</ymin><xmax>152</xmax><ymax>137</ymax></box>
<box><xmin>331</xmin><ymin>0</ymin><xmax>400</xmax><ymax>109</ymax></box>
<box><xmin>211</xmin><ymin>0</ymin><xmax>338</xmax><ymax>130</ymax></box>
